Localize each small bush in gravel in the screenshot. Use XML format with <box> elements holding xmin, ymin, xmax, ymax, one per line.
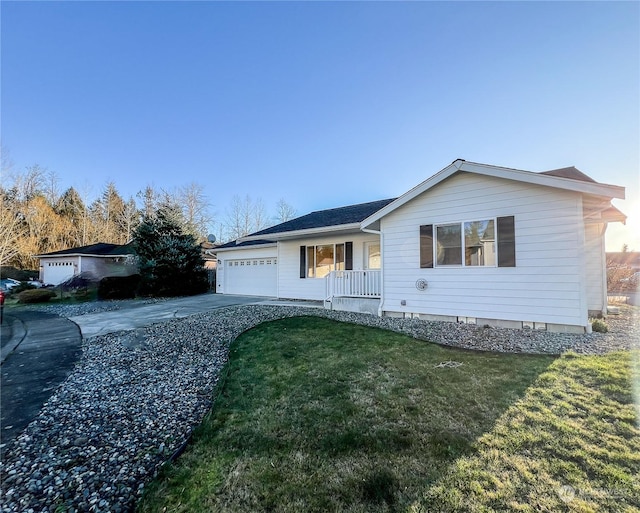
<box><xmin>591</xmin><ymin>318</ymin><xmax>609</xmax><ymax>333</ymax></box>
<box><xmin>17</xmin><ymin>289</ymin><xmax>57</xmax><ymax>303</ymax></box>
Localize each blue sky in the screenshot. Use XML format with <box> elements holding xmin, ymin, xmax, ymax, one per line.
<box><xmin>2</xmin><ymin>1</ymin><xmax>638</xmax><ymax>249</ymax></box>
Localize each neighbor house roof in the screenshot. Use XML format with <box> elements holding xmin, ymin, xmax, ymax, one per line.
<box><xmin>238</xmin><ymin>198</ymin><xmax>396</xmax><ymax>242</ymax></box>
<box><xmin>361</xmin><ymin>159</ymin><xmax>626</xmax><ymax>230</ymax></box>
<box><xmin>35</xmin><ymin>242</ymin><xmax>136</xmax><ymax>258</ymax></box>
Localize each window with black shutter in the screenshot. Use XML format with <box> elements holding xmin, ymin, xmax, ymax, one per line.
<box><xmin>420</xmin><ymin>225</ymin><xmax>434</xmax><ymax>268</ymax></box>
<box><xmin>421</xmin><ymin>216</ymin><xmax>515</xmax><ymax>268</ymax></box>
<box><xmin>497</xmin><ymin>216</ymin><xmax>516</xmax><ymax>267</ymax></box>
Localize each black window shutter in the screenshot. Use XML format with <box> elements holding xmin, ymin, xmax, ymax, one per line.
<box><xmin>299</xmin><ymin>246</ymin><xmax>306</xmax><ymax>278</ymax></box>
<box><xmin>420</xmin><ymin>225</ymin><xmax>434</xmax><ymax>268</ymax></box>
<box><xmin>497</xmin><ymin>216</ymin><xmax>516</xmax><ymax>267</ymax></box>
<box><xmin>345</xmin><ymin>242</ymin><xmax>353</xmax><ymax>270</ymax></box>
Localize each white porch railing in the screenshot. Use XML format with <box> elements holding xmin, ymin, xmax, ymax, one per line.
<box><xmin>325</xmin><ymin>270</ymin><xmax>381</xmax><ymax>300</ymax></box>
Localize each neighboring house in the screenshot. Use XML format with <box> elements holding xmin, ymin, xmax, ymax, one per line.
<box><xmin>35</xmin><ymin>243</ymin><xmax>138</xmax><ymax>285</ymax></box>
<box><xmin>214</xmin><ymin>159</ymin><xmax>626</xmax><ymax>333</ymax></box>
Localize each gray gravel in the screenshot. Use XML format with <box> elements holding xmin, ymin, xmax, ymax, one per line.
<box><xmin>1</xmin><ymin>304</ymin><xmax>637</xmax><ymax>512</ymax></box>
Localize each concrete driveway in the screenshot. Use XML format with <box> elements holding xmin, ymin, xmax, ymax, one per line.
<box><xmin>69</xmin><ymin>293</ymin><xmax>270</xmax><ymax>338</ymax></box>
<box><xmin>0</xmin><ymin>293</ymin><xmax>271</xmax><ymax>454</ymax></box>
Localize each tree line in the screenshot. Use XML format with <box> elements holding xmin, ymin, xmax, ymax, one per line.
<box><xmin>1</xmin><ymin>163</ymin><xmax>296</xmax><ymax>270</ymax></box>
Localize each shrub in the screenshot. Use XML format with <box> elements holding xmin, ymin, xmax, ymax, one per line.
<box><xmin>98</xmin><ymin>274</ymin><xmax>141</xmax><ymax>300</ymax></box>
<box><xmin>591</xmin><ymin>318</ymin><xmax>609</xmax><ymax>333</ymax></box>
<box><xmin>17</xmin><ymin>289</ymin><xmax>57</xmax><ymax>304</ymax></box>
<box><xmin>0</xmin><ymin>266</ymin><xmax>38</xmax><ymax>282</ymax></box>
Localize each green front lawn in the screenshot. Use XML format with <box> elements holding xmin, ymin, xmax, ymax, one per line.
<box><xmin>138</xmin><ymin>316</ymin><xmax>640</xmax><ymax>512</ymax></box>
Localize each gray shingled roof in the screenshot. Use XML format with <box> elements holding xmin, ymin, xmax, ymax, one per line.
<box><xmin>248</xmin><ymin>198</ymin><xmax>396</xmax><ymax>237</ymax></box>
<box><xmin>539</xmin><ymin>166</ymin><xmax>597</xmax><ymax>183</ymax></box>
<box><xmin>216</xmin><ymin>198</ymin><xmax>396</xmax><ymax>249</ymax></box>
<box><xmin>215</xmin><ymin>239</ymin><xmax>276</xmax><ymax>250</ymax></box>
<box><xmin>38</xmin><ymin>242</ymin><xmax>136</xmax><ymax>257</ymax></box>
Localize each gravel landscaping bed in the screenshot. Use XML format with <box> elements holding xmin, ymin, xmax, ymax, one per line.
<box><xmin>1</xmin><ymin>304</ymin><xmax>637</xmax><ymax>512</ymax></box>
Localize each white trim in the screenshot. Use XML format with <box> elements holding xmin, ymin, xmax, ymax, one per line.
<box><xmin>362</xmin><ymin>160</ymin><xmax>625</xmax><ymax>230</ymax></box>
<box><xmin>577</xmin><ymin>196</ymin><xmax>589</xmax><ymax>327</ymax></box>
<box><xmin>362</xmin><ymin>228</ymin><xmax>384</xmax><ymax>316</ymax></box>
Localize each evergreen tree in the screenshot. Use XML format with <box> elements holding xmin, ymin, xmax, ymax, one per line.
<box><xmin>132</xmin><ymin>206</ymin><xmax>207</xmax><ymax>297</ymax></box>
<box><xmin>56</xmin><ymin>187</ymin><xmax>87</xmax><ymax>246</ymax></box>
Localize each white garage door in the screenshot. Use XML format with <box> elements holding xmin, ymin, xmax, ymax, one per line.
<box><xmin>224</xmin><ymin>258</ymin><xmax>277</xmax><ymax>297</ymax></box>
<box><xmin>44</xmin><ymin>260</ymin><xmax>76</xmax><ymax>285</ymax></box>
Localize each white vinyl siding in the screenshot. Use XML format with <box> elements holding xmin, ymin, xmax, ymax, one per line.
<box><xmin>278</xmin><ymin>234</ymin><xmax>378</xmax><ymax>300</ymax></box>
<box><xmin>380</xmin><ymin>172</ymin><xmax>588</xmax><ymax>328</ymax></box>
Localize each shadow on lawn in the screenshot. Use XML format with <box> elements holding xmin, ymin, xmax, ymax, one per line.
<box><xmin>413</xmin><ymin>350</ymin><xmax>640</xmax><ymax>513</ymax></box>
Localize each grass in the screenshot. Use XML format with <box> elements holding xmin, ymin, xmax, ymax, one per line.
<box><xmin>138</xmin><ymin>316</ymin><xmax>640</xmax><ymax>512</ymax></box>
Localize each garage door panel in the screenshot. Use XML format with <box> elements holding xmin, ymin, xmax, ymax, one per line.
<box><xmin>44</xmin><ymin>260</ymin><xmax>76</xmax><ymax>285</ymax></box>
<box><xmin>225</xmin><ymin>258</ymin><xmax>277</xmax><ymax>297</ymax></box>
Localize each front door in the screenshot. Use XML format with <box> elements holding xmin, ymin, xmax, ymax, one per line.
<box><xmin>364</xmin><ymin>242</ymin><xmax>381</xmax><ymax>270</ymax></box>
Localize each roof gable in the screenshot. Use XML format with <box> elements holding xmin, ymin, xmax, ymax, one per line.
<box><xmin>362</xmin><ymin>159</ymin><xmax>625</xmax><ymax>230</ymax></box>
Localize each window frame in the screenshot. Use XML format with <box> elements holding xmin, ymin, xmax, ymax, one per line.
<box><xmin>418</xmin><ymin>215</ymin><xmax>518</xmax><ymax>269</ymax></box>
<box><xmin>301</xmin><ymin>242</ymin><xmax>352</xmax><ymax>278</ymax></box>
<box><xmin>433</xmin><ymin>217</ymin><xmax>497</xmax><ymax>268</ymax></box>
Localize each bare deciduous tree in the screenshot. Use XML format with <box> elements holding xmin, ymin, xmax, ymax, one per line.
<box><xmin>274</xmin><ymin>198</ymin><xmax>297</xmax><ymax>224</ymax></box>
<box><xmin>0</xmin><ymin>194</ymin><xmax>26</xmax><ymax>266</ymax></box>
<box><xmin>43</xmin><ymin>169</ymin><xmax>61</xmax><ymax>206</ymax></box>
<box><xmin>223</xmin><ymin>195</ymin><xmax>268</xmax><ymax>241</ymax></box>
<box><xmin>11</xmin><ymin>164</ymin><xmax>46</xmax><ymax>203</ymax></box>
<box><xmin>176</xmin><ymin>182</ymin><xmax>213</xmax><ymax>240</ymax></box>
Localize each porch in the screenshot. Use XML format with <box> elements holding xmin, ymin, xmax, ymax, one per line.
<box><xmin>324</xmin><ymin>270</ymin><xmax>381</xmax><ymax>315</ymax></box>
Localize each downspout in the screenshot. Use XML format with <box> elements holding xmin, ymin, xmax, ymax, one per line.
<box><xmin>362</xmin><ymin>228</ymin><xmax>383</xmax><ymax>317</ymax></box>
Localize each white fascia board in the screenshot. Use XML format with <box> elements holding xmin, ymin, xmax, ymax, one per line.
<box><xmin>238</xmin><ymin>223</ymin><xmax>363</xmax><ymax>243</ymax></box>
<box><xmin>459</xmin><ymin>161</ymin><xmax>625</xmax><ymax>199</ymax></box>
<box><xmin>361</xmin><ymin>159</ymin><xmax>625</xmax><ymax>230</ymax></box>
<box><xmin>213</xmin><ymin>243</ymin><xmax>278</xmax><ymax>253</ymax></box>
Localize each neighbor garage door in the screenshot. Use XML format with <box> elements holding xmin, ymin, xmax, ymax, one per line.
<box><xmin>44</xmin><ymin>260</ymin><xmax>76</xmax><ymax>285</ymax></box>
<box><xmin>224</xmin><ymin>258</ymin><xmax>277</xmax><ymax>296</ymax></box>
